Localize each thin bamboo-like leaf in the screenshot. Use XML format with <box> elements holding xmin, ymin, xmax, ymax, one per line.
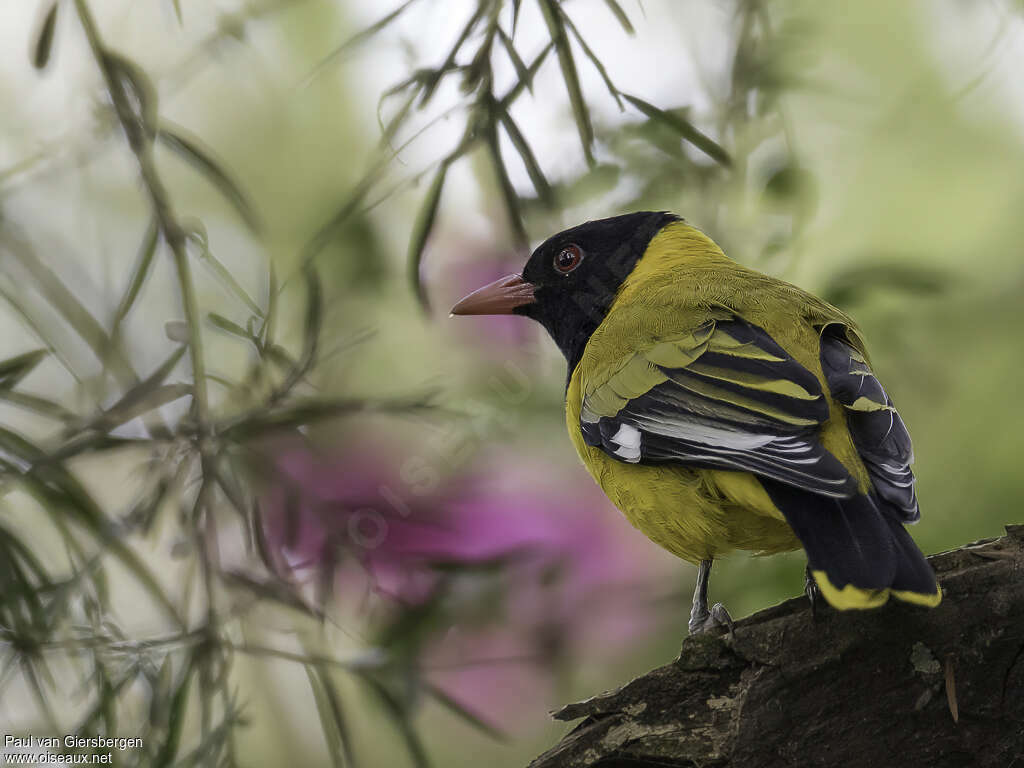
<box><xmin>538</xmin><ymin>0</ymin><xmax>594</xmax><ymax>165</ymax></box>
<box><xmin>220</xmin><ymin>393</ymin><xmax>434</xmax><ymax>440</ymax></box>
<box><xmin>80</xmin><ymin>345</ymin><xmax>188</xmax><ymax>434</ymax></box>
<box><xmin>212</xmin><ymin>458</ymin><xmax>252</xmax><ymax>547</ymax></box>
<box><xmin>112</xmin><ymin>216</ymin><xmax>160</xmax><ymax>337</ymax></box>
<box><xmin>21</xmin><ymin>657</ymin><xmax>60</xmax><ymax>734</ymax></box>
<box><xmin>603</xmin><ymin>0</ymin><xmax>635</xmax><ymax>34</ymax></box>
<box><xmin>158</xmin><ymin>123</ymin><xmax>261</xmax><ymax>233</ymax></box>
<box><xmin>361</xmin><ymin>675</ymin><xmax>430</xmax><ymax>768</ymax></box>
<box><xmin>485</xmin><ymin>122</ymin><xmax>527</xmax><ymax>247</ymax></box>
<box><xmin>496</xmin><ymin>27</ymin><xmax>530</xmax><ymax>92</ymax></box>
<box><xmin>153</xmin><ymin>659</ymin><xmax>195</xmax><ymax>768</ymax></box>
<box><xmin>1</xmin><ymin>229</ymin><xmax>138</xmax><ymax>386</ymax></box>
<box><xmin>0</xmin><ymin>282</ymin><xmax>83</xmax><ymax>384</ymax></box>
<box><xmin>0</xmin><ymin>427</ymin><xmax>182</xmax><ymax>626</ymax></box>
<box><xmin>498</xmin><ymin>42</ymin><xmax>553</xmax><ymax>109</ymax></box>
<box><xmin>88</xmin><ymin>384</ymin><xmax>191</xmax><ymax>433</ymax></box>
<box><xmin>510</xmin><ymin>0</ymin><xmax>521</xmax><ymax>36</ymax></box>
<box><xmin>423</xmin><ymin>681</ymin><xmax>506</xmax><ymax>740</ymax></box>
<box><xmin>419</xmin><ymin>4</ymin><xmax>486</xmax><ymax>106</ymax></box>
<box><xmin>301</xmin><ymin>171</ymin><xmax>377</xmax><ymax>271</ymax></box>
<box><xmin>208</xmin><ymin>313</ymin><xmax>251</xmax><ymax>342</ymax></box>
<box><xmin>497</xmin><ymin>108</ymin><xmax>551</xmax><ymax>202</ymax></box>
<box><xmin>184</xmin><ymin>225</ymin><xmax>263</xmax><ymax>317</ymax></box>
<box><xmin>260</xmin><ymin>263</ymin><xmax>278</xmax><ymax>347</ymax></box>
<box><xmin>303</xmin><ymin>0</ymin><xmax>422</xmax><ymax>87</ymax></box>
<box><xmin>271</xmin><ymin>267</ymin><xmax>322</xmax><ymax>401</ymax></box>
<box><xmin>379</xmin><ymin>87</ymin><xmax>418</xmax><ymax>147</ymax></box>
<box><xmin>407</xmin><ymin>162</ymin><xmax>448</xmax><ymax>310</ymax></box>
<box><xmin>103</xmin><ymin>51</ymin><xmax>159</xmax><ymax>143</ymax></box>
<box><xmin>304</xmin><ymin>667</ymin><xmax>348</xmax><ymax>768</ymax></box>
<box><xmin>317</xmin><ymin>667</ymin><xmax>358</xmax><ymax>768</ymax></box>
<box><xmin>0</xmin><ymin>349</ymin><xmax>48</xmax><ymax>389</ymax></box>
<box><xmin>623</xmin><ymin>94</ymin><xmax>733</xmax><ymax>167</ymax></box>
<box><xmin>301</xmin><ymin>269</ymin><xmax>322</xmax><ymax>369</ymax></box>
<box><xmin>558</xmin><ymin>7</ymin><xmax>623</xmax><ymax>109</ymax></box>
<box><xmin>32</xmin><ymin>2</ymin><xmax>59</xmax><ymax>69</ymax></box>
<box><xmin>251</xmin><ymin>500</ymin><xmax>278</xmax><ymax>575</ymax></box>
<box><xmin>170</xmin><ymin>0</ymin><xmax>182</xmax><ymax>24</ymax></box>
<box><xmin>0</xmin><ymin>523</ymin><xmax>52</xmax><ymax>587</ymax></box>
<box><xmin>0</xmin><ymin>390</ymin><xmax>74</xmax><ymax>422</ymax></box>
<box><xmin>221</xmin><ymin>571</ymin><xmax>322</xmax><ymax>619</ymax></box>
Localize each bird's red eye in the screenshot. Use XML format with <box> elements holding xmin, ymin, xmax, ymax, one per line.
<box><xmin>553</xmin><ymin>244</ymin><xmax>584</xmax><ymax>273</ymax></box>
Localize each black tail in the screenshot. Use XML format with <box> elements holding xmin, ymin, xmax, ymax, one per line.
<box><xmin>761</xmin><ymin>480</ymin><xmax>940</xmax><ymax>609</ymax></box>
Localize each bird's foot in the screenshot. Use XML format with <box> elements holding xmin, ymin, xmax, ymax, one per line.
<box><xmin>804</xmin><ymin>566</ymin><xmax>821</xmax><ymax>621</ymax></box>
<box><xmin>688</xmin><ymin>601</ymin><xmax>734</xmax><ymax>638</ymax></box>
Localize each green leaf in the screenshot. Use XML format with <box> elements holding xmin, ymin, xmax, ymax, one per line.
<box><xmin>0</xmin><ymin>390</ymin><xmax>73</xmax><ymax>422</ymax></box>
<box><xmin>361</xmin><ymin>675</ymin><xmax>430</xmax><ymax>768</ymax></box>
<box><xmin>32</xmin><ymin>2</ymin><xmax>59</xmax><ymax>69</ymax></box>
<box><xmin>158</xmin><ymin>123</ymin><xmax>261</xmax><ymax>233</ymax></box>
<box><xmin>87</xmin><ymin>383</ymin><xmax>191</xmax><ymax>434</ymax></box>
<box><xmin>603</xmin><ymin>0</ymin><xmax>635</xmax><ymax>34</ymax></box>
<box><xmin>112</xmin><ymin>216</ymin><xmax>160</xmax><ymax>337</ymax></box>
<box><xmin>219</xmin><ymin>394</ymin><xmax>434</xmax><ymax>441</ymax></box>
<box><xmin>496</xmin><ymin>28</ymin><xmax>529</xmax><ymax>90</ymax></box>
<box><xmin>423</xmin><ymin>681</ymin><xmax>506</xmax><ymax>740</ymax></box>
<box><xmin>419</xmin><ymin>4</ymin><xmax>486</xmax><ymax>107</ymax></box>
<box><xmin>221</xmin><ymin>571</ymin><xmax>323</xmax><ymax>620</ymax></box>
<box><xmin>0</xmin><ymin>349</ymin><xmax>48</xmax><ymax>389</ymax></box>
<box><xmin>407</xmin><ymin>162</ymin><xmax>448</xmax><ymax>310</ymax></box>
<box><xmin>622</xmin><ymin>94</ymin><xmax>733</xmax><ymax>167</ymax></box>
<box><xmin>208</xmin><ymin>313</ymin><xmax>252</xmax><ymax>342</ymax></box>
<box><xmin>497</xmin><ymin>107</ymin><xmax>551</xmax><ymax>203</ymax></box>
<box><xmin>103</xmin><ymin>52</ymin><xmax>159</xmax><ymax>143</ymax></box>
<box><xmin>301</xmin><ymin>171</ymin><xmax>377</xmax><ymax>272</ymax></box>
<box><xmin>304</xmin><ymin>666</ymin><xmax>355</xmax><ymax>768</ymax></box>
<box><xmin>184</xmin><ymin>224</ymin><xmax>263</xmax><ymax>317</ymax></box>
<box><xmin>304</xmin><ymin>0</ymin><xmax>422</xmax><ymax>86</ymax></box>
<box><xmin>0</xmin><ymin>427</ymin><xmax>182</xmax><ymax>627</ymax></box>
<box><xmin>498</xmin><ymin>43</ymin><xmax>553</xmax><ymax>109</ymax></box>
<box><xmin>0</xmin><ymin>227</ymin><xmax>139</xmax><ymax>387</ymax></box>
<box><xmin>80</xmin><ymin>345</ymin><xmax>188</xmax><ymax>434</ymax></box>
<box><xmin>485</xmin><ymin>121</ymin><xmax>527</xmax><ymax>247</ymax></box>
<box><xmin>170</xmin><ymin>0</ymin><xmax>182</xmax><ymax>24</ymax></box>
<box><xmin>558</xmin><ymin>7</ymin><xmax>623</xmax><ymax>109</ymax></box>
<box><xmin>539</xmin><ymin>0</ymin><xmax>594</xmax><ymax>165</ymax></box>
<box><xmin>153</xmin><ymin>659</ymin><xmax>194</xmax><ymax>768</ymax></box>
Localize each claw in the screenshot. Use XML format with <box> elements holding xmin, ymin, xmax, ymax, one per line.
<box><xmin>688</xmin><ymin>560</ymin><xmax>734</xmax><ymax>639</ymax></box>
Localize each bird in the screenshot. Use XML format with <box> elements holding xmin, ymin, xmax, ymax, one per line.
<box><xmin>450</xmin><ymin>211</ymin><xmax>941</xmax><ymax>634</ymax></box>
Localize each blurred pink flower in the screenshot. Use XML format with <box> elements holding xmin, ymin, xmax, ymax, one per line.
<box><xmin>259</xmin><ymin>436</ymin><xmax>676</xmax><ymax>727</ymax></box>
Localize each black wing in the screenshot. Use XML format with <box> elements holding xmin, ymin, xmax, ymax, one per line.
<box><xmin>580</xmin><ymin>316</ymin><xmax>858</xmax><ymax>499</ymax></box>
<box><xmin>819</xmin><ymin>325</ymin><xmax>919</xmax><ymax>522</ymax></box>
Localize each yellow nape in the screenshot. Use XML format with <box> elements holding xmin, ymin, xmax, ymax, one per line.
<box><xmin>812</xmin><ymin>570</ymin><xmax>942</xmax><ymax>610</ymax></box>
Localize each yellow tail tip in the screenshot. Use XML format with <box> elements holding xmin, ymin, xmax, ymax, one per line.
<box><xmin>811</xmin><ymin>570</ymin><xmax>942</xmax><ymax>611</ymax></box>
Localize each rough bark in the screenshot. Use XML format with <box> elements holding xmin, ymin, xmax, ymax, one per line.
<box><xmin>529</xmin><ymin>525</ymin><xmax>1024</xmax><ymax>768</ymax></box>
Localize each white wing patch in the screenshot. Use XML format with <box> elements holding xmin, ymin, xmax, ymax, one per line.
<box><xmin>610</xmin><ymin>423</ymin><xmax>642</xmax><ymax>462</ymax></box>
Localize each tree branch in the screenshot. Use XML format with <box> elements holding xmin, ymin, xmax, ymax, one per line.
<box><xmin>530</xmin><ymin>525</ymin><xmax>1024</xmax><ymax>768</ymax></box>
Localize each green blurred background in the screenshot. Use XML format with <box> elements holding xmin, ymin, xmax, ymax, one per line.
<box><xmin>1</xmin><ymin>0</ymin><xmax>1023</xmax><ymax>766</ymax></box>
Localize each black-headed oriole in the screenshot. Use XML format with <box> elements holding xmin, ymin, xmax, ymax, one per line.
<box><xmin>451</xmin><ymin>212</ymin><xmax>941</xmax><ymax>633</ymax></box>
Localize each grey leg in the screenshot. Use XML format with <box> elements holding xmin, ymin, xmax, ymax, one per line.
<box><xmin>804</xmin><ymin>564</ymin><xmax>822</xmax><ymax>620</ymax></box>
<box><xmin>688</xmin><ymin>559</ymin><xmax>734</xmax><ymax>636</ymax></box>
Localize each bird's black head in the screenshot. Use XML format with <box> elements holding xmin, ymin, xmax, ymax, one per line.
<box><xmin>452</xmin><ymin>211</ymin><xmax>679</xmax><ymax>371</ymax></box>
